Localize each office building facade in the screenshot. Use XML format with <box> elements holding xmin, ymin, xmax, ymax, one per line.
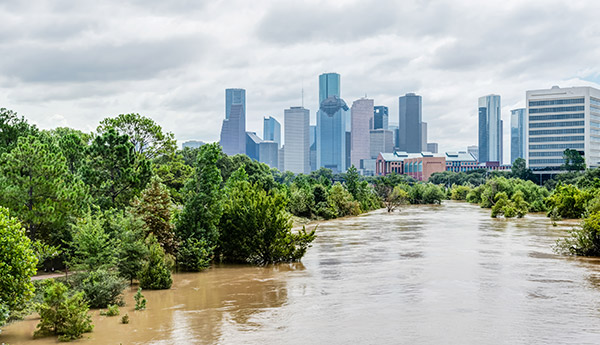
<box><xmin>351</xmin><ymin>98</ymin><xmax>374</xmax><ymax>169</ymax></box>
<box><xmin>220</xmin><ymin>88</ymin><xmax>246</xmax><ymax>156</ymax></box>
<box><xmin>526</xmin><ymin>86</ymin><xmax>600</xmax><ymax>171</ymax></box>
<box><xmin>284</xmin><ymin>107</ymin><xmax>310</xmax><ymax>174</ymax></box>
<box><xmin>259</xmin><ymin>141</ymin><xmax>278</xmax><ymax>168</ymax></box>
<box><xmin>373</xmin><ymin>106</ymin><xmax>389</xmax><ymax>130</ymax></box>
<box><xmin>399</xmin><ymin>93</ymin><xmax>423</xmax><ymax>153</ymax></box>
<box><xmin>478</xmin><ymin>94</ymin><xmax>502</xmax><ymax>163</ymax></box>
<box><xmin>511</xmin><ymin>108</ymin><xmax>526</xmax><ymax>163</ymax></box>
<box><xmin>319</xmin><ymin>73</ymin><xmax>341</xmax><ymax>104</ymax></box>
<box><xmin>317</xmin><ymin>96</ymin><xmax>349</xmax><ymax>173</ymax></box>
<box><xmin>263</xmin><ymin>116</ymin><xmax>281</xmax><ymax>148</ymax></box>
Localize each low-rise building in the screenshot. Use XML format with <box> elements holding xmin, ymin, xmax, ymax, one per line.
<box><xmin>444</xmin><ymin>151</ymin><xmax>479</xmax><ymax>172</ymax></box>
<box><xmin>404</xmin><ymin>155</ymin><xmax>446</xmax><ymax>181</ymax></box>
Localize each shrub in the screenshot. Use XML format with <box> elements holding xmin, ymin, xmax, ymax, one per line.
<box><xmin>546</xmin><ymin>184</ymin><xmax>592</xmax><ymax>219</ymax></box>
<box><xmin>138</xmin><ymin>236</ymin><xmax>172</xmax><ymax>290</ymax></box>
<box><xmin>134</xmin><ymin>288</ymin><xmax>146</xmax><ymax>311</ymax></box>
<box><xmin>177</xmin><ymin>238</ymin><xmax>213</xmax><ymax>272</ymax></box>
<box><xmin>328</xmin><ymin>182</ymin><xmax>361</xmax><ymax>217</ymax></box>
<box><xmin>556</xmin><ymin>212</ymin><xmax>600</xmax><ymax>256</ymax></box>
<box><xmin>71</xmin><ymin>269</ymin><xmax>127</xmax><ymax>308</ymax></box>
<box><xmin>121</xmin><ymin>314</ymin><xmax>130</xmax><ymax>324</ymax></box>
<box><xmin>450</xmin><ymin>185</ymin><xmax>471</xmax><ymax>201</ymax></box>
<box><xmin>34</xmin><ymin>280</ymin><xmax>93</xmax><ymax>342</ymax></box>
<box><xmin>100</xmin><ymin>304</ymin><xmax>120</xmax><ymax>316</ymax></box>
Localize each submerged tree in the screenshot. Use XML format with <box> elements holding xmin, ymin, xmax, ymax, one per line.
<box><xmin>561</xmin><ymin>149</ymin><xmax>586</xmax><ymax>172</ymax></box>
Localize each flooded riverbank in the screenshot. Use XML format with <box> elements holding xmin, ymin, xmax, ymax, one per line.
<box><xmin>3</xmin><ymin>201</ymin><xmax>600</xmax><ymax>344</ymax></box>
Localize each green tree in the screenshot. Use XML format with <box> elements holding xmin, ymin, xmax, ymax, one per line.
<box><xmin>98</xmin><ymin>113</ymin><xmax>176</xmax><ymax>160</ymax></box>
<box><xmin>546</xmin><ymin>184</ymin><xmax>591</xmax><ymax>219</ymax></box>
<box><xmin>0</xmin><ymin>108</ymin><xmax>38</xmax><ymax>154</ymax></box>
<box><xmin>219</xmin><ymin>180</ymin><xmax>316</xmax><ymax>264</ymax></box>
<box><xmin>511</xmin><ymin>158</ymin><xmax>535</xmax><ymax>181</ymax></box>
<box><xmin>380</xmin><ymin>185</ymin><xmax>410</xmax><ymax>212</ymax></box>
<box><xmin>344</xmin><ymin>165</ymin><xmax>360</xmax><ymax>200</ymax></box>
<box><xmin>71</xmin><ymin>269</ymin><xmax>127</xmax><ymax>308</ymax></box>
<box><xmin>34</xmin><ymin>280</ymin><xmax>93</xmax><ymax>342</ymax></box>
<box><xmin>328</xmin><ymin>182</ymin><xmax>361</xmax><ymax>217</ymax></box>
<box><xmin>0</xmin><ymin>207</ymin><xmax>38</xmax><ymax>320</ymax></box>
<box><xmin>69</xmin><ymin>213</ymin><xmax>117</xmax><ymax>271</ymax></box>
<box><xmin>176</xmin><ymin>143</ymin><xmax>224</xmax><ymax>247</ymax></box>
<box><xmin>152</xmin><ymin>152</ymin><xmax>194</xmax><ymax>204</ymax></box>
<box><xmin>177</xmin><ymin>238</ymin><xmax>213</xmax><ymax>272</ymax></box>
<box><xmin>450</xmin><ymin>185</ymin><xmax>471</xmax><ymax>200</ymax></box>
<box><xmin>132</xmin><ymin>176</ymin><xmax>176</xmax><ymax>255</ymax></box>
<box><xmin>138</xmin><ymin>235</ymin><xmax>172</xmax><ymax>290</ymax></box>
<box><xmin>556</xmin><ymin>212</ymin><xmax>600</xmax><ymax>256</ymax></box>
<box><xmin>117</xmin><ymin>227</ymin><xmax>149</xmax><ymax>284</ymax></box>
<box><xmin>561</xmin><ymin>149</ymin><xmax>586</xmax><ymax>171</ymax></box>
<box><xmin>80</xmin><ymin>128</ymin><xmax>152</xmax><ymax>209</ymax></box>
<box><xmin>0</xmin><ymin>136</ymin><xmax>88</xmax><ymax>243</ymax></box>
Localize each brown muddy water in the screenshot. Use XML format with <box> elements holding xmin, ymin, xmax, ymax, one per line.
<box><xmin>3</xmin><ymin>201</ymin><xmax>600</xmax><ymax>344</ymax></box>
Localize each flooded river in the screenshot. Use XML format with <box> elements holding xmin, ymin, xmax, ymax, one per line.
<box><xmin>3</xmin><ymin>201</ymin><xmax>600</xmax><ymax>344</ymax></box>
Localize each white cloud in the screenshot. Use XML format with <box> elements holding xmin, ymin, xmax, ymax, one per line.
<box><xmin>1</xmin><ymin>0</ymin><xmax>600</xmax><ymax>163</ymax></box>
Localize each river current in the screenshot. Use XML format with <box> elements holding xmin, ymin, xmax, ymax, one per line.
<box><xmin>3</xmin><ymin>201</ymin><xmax>600</xmax><ymax>344</ymax></box>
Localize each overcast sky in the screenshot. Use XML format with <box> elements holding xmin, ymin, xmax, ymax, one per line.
<box><xmin>2</xmin><ymin>0</ymin><xmax>600</xmax><ymax>163</ymax></box>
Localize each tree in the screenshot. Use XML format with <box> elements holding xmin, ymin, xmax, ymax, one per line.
<box><xmin>34</xmin><ymin>280</ymin><xmax>93</xmax><ymax>342</ymax></box>
<box><xmin>380</xmin><ymin>185</ymin><xmax>410</xmax><ymax>212</ymax></box>
<box><xmin>138</xmin><ymin>235</ymin><xmax>172</xmax><ymax>290</ymax></box>
<box><xmin>176</xmin><ymin>143</ymin><xmax>224</xmax><ymax>247</ymax></box>
<box><xmin>117</xmin><ymin>227</ymin><xmax>148</xmax><ymax>284</ymax></box>
<box><xmin>71</xmin><ymin>269</ymin><xmax>127</xmax><ymax>308</ymax></box>
<box><xmin>561</xmin><ymin>149</ymin><xmax>586</xmax><ymax>171</ymax></box>
<box><xmin>152</xmin><ymin>153</ymin><xmax>194</xmax><ymax>204</ymax></box>
<box><xmin>177</xmin><ymin>238</ymin><xmax>213</xmax><ymax>272</ymax></box>
<box><xmin>80</xmin><ymin>128</ymin><xmax>152</xmax><ymax>209</ymax></box>
<box><xmin>98</xmin><ymin>113</ymin><xmax>176</xmax><ymax>160</ymax></box>
<box><xmin>0</xmin><ymin>136</ymin><xmax>89</xmax><ymax>243</ymax></box>
<box><xmin>0</xmin><ymin>108</ymin><xmax>38</xmax><ymax>154</ymax></box>
<box><xmin>69</xmin><ymin>213</ymin><xmax>117</xmax><ymax>271</ymax></box>
<box><xmin>0</xmin><ymin>207</ymin><xmax>38</xmax><ymax>320</ymax></box>
<box><xmin>219</xmin><ymin>180</ymin><xmax>316</xmax><ymax>264</ymax></box>
<box><xmin>556</xmin><ymin>211</ymin><xmax>600</xmax><ymax>256</ymax></box>
<box><xmin>344</xmin><ymin>165</ymin><xmax>360</xmax><ymax>200</ymax></box>
<box><xmin>546</xmin><ymin>184</ymin><xmax>591</xmax><ymax>219</ymax></box>
<box><xmin>132</xmin><ymin>176</ymin><xmax>176</xmax><ymax>255</ymax></box>
<box><xmin>511</xmin><ymin>158</ymin><xmax>535</xmax><ymax>181</ymax></box>
<box><xmin>328</xmin><ymin>182</ymin><xmax>361</xmax><ymax>217</ymax></box>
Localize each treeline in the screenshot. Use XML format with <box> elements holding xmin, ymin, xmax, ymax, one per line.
<box><xmin>431</xmin><ymin>158</ymin><xmax>600</xmax><ymax>258</ymax></box>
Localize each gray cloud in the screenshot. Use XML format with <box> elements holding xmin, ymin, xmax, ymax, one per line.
<box><xmin>1</xmin><ymin>0</ymin><xmax>600</xmax><ymax>163</ymax></box>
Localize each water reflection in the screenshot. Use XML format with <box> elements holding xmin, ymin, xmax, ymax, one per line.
<box><xmin>3</xmin><ymin>202</ymin><xmax>600</xmax><ymax>344</ymax></box>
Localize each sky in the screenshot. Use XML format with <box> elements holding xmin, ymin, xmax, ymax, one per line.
<box><xmin>2</xmin><ymin>0</ymin><xmax>600</xmax><ymax>164</ymax></box>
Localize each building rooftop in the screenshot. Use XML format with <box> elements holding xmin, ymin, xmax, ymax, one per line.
<box><xmin>444</xmin><ymin>151</ymin><xmax>477</xmax><ymax>162</ymax></box>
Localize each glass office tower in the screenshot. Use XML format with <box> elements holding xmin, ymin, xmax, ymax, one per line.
<box><xmin>220</xmin><ymin>88</ymin><xmax>246</xmax><ymax>156</ymax></box>
<box><xmin>478</xmin><ymin>94</ymin><xmax>502</xmax><ymax>163</ymax></box>
<box><xmin>511</xmin><ymin>108</ymin><xmax>526</xmax><ymax>163</ymax></box>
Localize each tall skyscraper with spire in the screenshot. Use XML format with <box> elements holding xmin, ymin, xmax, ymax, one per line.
<box><xmin>219</xmin><ymin>88</ymin><xmax>246</xmax><ymax>156</ymax></box>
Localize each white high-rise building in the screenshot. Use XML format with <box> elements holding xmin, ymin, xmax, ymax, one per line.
<box><xmin>350</xmin><ymin>98</ymin><xmax>374</xmax><ymax>170</ymax></box>
<box><xmin>526</xmin><ymin>86</ymin><xmax>600</xmax><ymax>171</ymax></box>
<box><xmin>284</xmin><ymin>107</ymin><xmax>310</xmax><ymax>174</ymax></box>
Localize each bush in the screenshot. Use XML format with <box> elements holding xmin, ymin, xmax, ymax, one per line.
<box><xmin>177</xmin><ymin>238</ymin><xmax>213</xmax><ymax>272</ymax></box>
<box><xmin>450</xmin><ymin>185</ymin><xmax>471</xmax><ymax>200</ymax></box>
<box><xmin>100</xmin><ymin>304</ymin><xmax>120</xmax><ymax>316</ymax></box>
<box><xmin>138</xmin><ymin>236</ymin><xmax>172</xmax><ymax>290</ymax></box>
<box><xmin>71</xmin><ymin>269</ymin><xmax>127</xmax><ymax>308</ymax></box>
<box><xmin>134</xmin><ymin>288</ymin><xmax>146</xmax><ymax>311</ymax></box>
<box><xmin>556</xmin><ymin>212</ymin><xmax>600</xmax><ymax>256</ymax></box>
<box><xmin>34</xmin><ymin>280</ymin><xmax>93</xmax><ymax>342</ymax></box>
<box><xmin>546</xmin><ymin>184</ymin><xmax>592</xmax><ymax>219</ymax></box>
<box><xmin>121</xmin><ymin>314</ymin><xmax>130</xmax><ymax>324</ymax></box>
<box><xmin>328</xmin><ymin>182</ymin><xmax>361</xmax><ymax>217</ymax></box>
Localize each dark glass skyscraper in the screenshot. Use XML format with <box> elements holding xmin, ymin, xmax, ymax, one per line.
<box><xmin>317</xmin><ymin>73</ymin><xmax>348</xmax><ymax>173</ymax></box>
<box><xmin>220</xmin><ymin>88</ymin><xmax>246</xmax><ymax>156</ymax></box>
<box><xmin>478</xmin><ymin>94</ymin><xmax>502</xmax><ymax>163</ymax></box>
<box><xmin>373</xmin><ymin>106</ymin><xmax>389</xmax><ymax>130</ymax></box>
<box><xmin>398</xmin><ymin>93</ymin><xmax>422</xmax><ymax>153</ymax></box>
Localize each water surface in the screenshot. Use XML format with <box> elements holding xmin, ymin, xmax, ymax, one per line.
<box><xmin>3</xmin><ymin>202</ymin><xmax>600</xmax><ymax>344</ymax></box>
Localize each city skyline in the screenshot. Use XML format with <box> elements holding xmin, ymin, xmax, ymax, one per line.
<box><xmin>3</xmin><ymin>1</ymin><xmax>600</xmax><ymax>165</ymax></box>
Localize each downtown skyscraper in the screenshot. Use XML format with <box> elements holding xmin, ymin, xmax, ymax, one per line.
<box><xmin>284</xmin><ymin>106</ymin><xmax>310</xmax><ymax>174</ymax></box>
<box><xmin>263</xmin><ymin>116</ymin><xmax>281</xmax><ymax>148</ymax></box>
<box><xmin>478</xmin><ymin>94</ymin><xmax>502</xmax><ymax>163</ymax></box>
<box><xmin>511</xmin><ymin>108</ymin><xmax>526</xmax><ymax>163</ymax></box>
<box><xmin>317</xmin><ymin>73</ymin><xmax>348</xmax><ymax>173</ymax></box>
<box><xmin>351</xmin><ymin>98</ymin><xmax>374</xmax><ymax>169</ymax></box>
<box><xmin>398</xmin><ymin>93</ymin><xmax>423</xmax><ymax>153</ymax></box>
<box><xmin>219</xmin><ymin>88</ymin><xmax>246</xmax><ymax>156</ymax></box>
